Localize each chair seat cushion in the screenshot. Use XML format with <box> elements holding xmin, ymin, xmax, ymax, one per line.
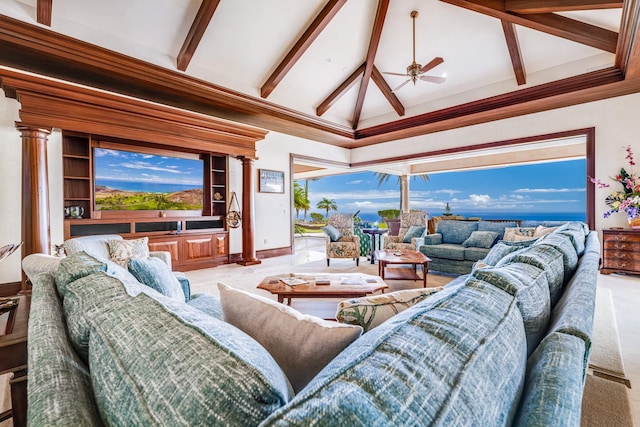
<box><xmin>420</xmin><ymin>244</ymin><xmax>466</xmax><ymax>260</ymax></box>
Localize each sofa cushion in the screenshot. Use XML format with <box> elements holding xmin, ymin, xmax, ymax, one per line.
<box><xmin>336</xmin><ymin>287</ymin><xmax>444</xmax><ymax>332</ymax></box>
<box><xmin>478</xmin><ymin>220</ymin><xmax>518</xmax><ymax>239</ymax></box>
<box><xmin>402</xmin><ymin>225</ymin><xmax>426</xmax><ymax>243</ymax></box>
<box><xmin>497</xmin><ymin>245</ymin><xmax>565</xmax><ymax>306</ymax></box>
<box><xmin>261</xmin><ymin>278</ymin><xmax>527</xmax><ymax>426</ymax></box>
<box><xmin>463</xmin><ymin>246</ymin><xmax>491</xmax><ymax>262</ymax></box>
<box><xmin>555</xmin><ymin>222</ymin><xmax>587</xmax><ymax>256</ymax></box>
<box><xmin>436</xmin><ymin>220</ymin><xmax>479</xmax><ymax>244</ymax></box>
<box><xmin>62</xmin><ymin>234</ymin><xmax>122</xmax><ymax>260</ymax></box>
<box><xmin>533</xmin><ymin>233</ymin><xmax>579</xmax><ymax>285</ymax></box>
<box><xmin>54</xmin><ymin>251</ymin><xmax>108</xmax><ymax>299</ymax></box>
<box><xmin>503</xmin><ymin>227</ymin><xmax>538</xmax><ymax>242</ymax></box>
<box><xmin>482</xmin><ymin>241</ymin><xmax>528</xmax><ymax>266</ymax></box>
<box><xmin>107</xmin><ymin>236</ymin><xmax>150</xmax><ymax>267</ymax></box>
<box><xmin>462</xmin><ymin>230</ymin><xmax>499</xmax><ymax>248</ymax></box>
<box><xmin>218</xmin><ymin>283</ymin><xmax>362</xmax><ymax>394</ymax></box>
<box><xmin>186</xmin><ymin>294</ymin><xmax>223</xmax><ymax>319</ymax></box>
<box><xmin>322</xmin><ymin>224</ymin><xmax>342</xmax><ymax>242</ymax></box>
<box><xmin>473</xmin><ymin>262</ymin><xmax>551</xmax><ymax>356</ymax></box>
<box><xmin>128</xmin><ymin>257</ymin><xmax>185</xmax><ymax>302</ymax></box>
<box><xmin>88</xmin><ymin>290</ymin><xmax>292</xmax><ymax>426</ymax></box>
<box><xmin>27</xmin><ymin>274</ymin><xmax>103</xmax><ymax>427</ymax></box>
<box><xmin>420</xmin><ymin>243</ymin><xmax>466</xmax><ymax>260</ymax></box>
<box><xmin>513</xmin><ymin>332</ymin><xmax>586</xmax><ymax>427</ymax></box>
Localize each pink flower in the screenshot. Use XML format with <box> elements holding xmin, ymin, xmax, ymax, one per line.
<box><xmin>589</xmin><ymin>177</ymin><xmax>609</xmax><ymax>188</ymax></box>
<box><xmin>625</xmin><ymin>145</ymin><xmax>636</xmax><ymax>166</ymax></box>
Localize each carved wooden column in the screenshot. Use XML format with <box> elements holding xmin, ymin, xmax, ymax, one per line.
<box><xmin>237</xmin><ymin>156</ymin><xmax>261</xmax><ymax>266</ymax></box>
<box><xmin>17</xmin><ymin>124</ymin><xmax>52</xmax><ymax>292</ymax></box>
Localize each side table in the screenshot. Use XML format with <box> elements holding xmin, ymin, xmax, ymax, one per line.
<box><xmin>0</xmin><ymin>295</ymin><xmax>30</xmax><ymax>427</ymax></box>
<box><xmin>361</xmin><ymin>228</ymin><xmax>388</xmax><ymax>264</ymax></box>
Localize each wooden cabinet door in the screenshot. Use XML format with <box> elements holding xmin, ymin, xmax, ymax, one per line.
<box><xmin>183</xmin><ymin>235</ymin><xmax>215</xmax><ymax>262</ymax></box>
<box><xmin>147</xmin><ymin>236</ymin><xmax>181</xmax><ymax>266</ymax></box>
<box><xmin>214</xmin><ymin>233</ymin><xmax>228</xmax><ymax>257</ymax></box>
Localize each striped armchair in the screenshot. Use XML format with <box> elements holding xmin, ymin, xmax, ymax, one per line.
<box><xmin>382</xmin><ymin>211</ymin><xmax>428</xmax><ymax>251</ymax></box>
<box><xmin>325</xmin><ymin>214</ymin><xmax>360</xmax><ymax>266</ymax></box>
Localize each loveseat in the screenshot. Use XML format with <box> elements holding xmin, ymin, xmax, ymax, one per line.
<box><xmin>24</xmin><ymin>221</ymin><xmax>599</xmax><ymax>426</ymax></box>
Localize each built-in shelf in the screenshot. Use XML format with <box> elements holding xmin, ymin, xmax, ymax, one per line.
<box><xmin>62</xmin><ymin>133</ymin><xmax>92</xmax><ymax>219</ymax></box>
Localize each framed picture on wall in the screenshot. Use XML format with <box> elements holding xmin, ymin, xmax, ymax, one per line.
<box><xmin>259</xmin><ymin>169</ymin><xmax>285</xmax><ymax>193</ymax></box>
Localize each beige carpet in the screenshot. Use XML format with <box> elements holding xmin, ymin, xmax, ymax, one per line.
<box><xmin>582</xmin><ymin>374</ymin><xmax>634</xmax><ymax>427</ymax></box>
<box><xmin>589</xmin><ymin>287</ymin><xmax>631</xmax><ymax>387</ymax></box>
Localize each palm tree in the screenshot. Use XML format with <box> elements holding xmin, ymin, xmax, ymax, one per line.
<box><xmin>374</xmin><ymin>172</ymin><xmax>429</xmax><ymax>212</ymax></box>
<box><xmin>293</xmin><ymin>181</ymin><xmax>308</xmax><ymax>219</ymax></box>
<box><xmin>316</xmin><ymin>197</ymin><xmax>338</xmax><ymax>219</ymax></box>
<box><xmin>303</xmin><ymin>177</ymin><xmax>320</xmax><ymax>221</ymax></box>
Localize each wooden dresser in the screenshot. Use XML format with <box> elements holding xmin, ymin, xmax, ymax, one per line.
<box><xmin>601</xmin><ymin>229</ymin><xmax>640</xmax><ymax>275</ymax></box>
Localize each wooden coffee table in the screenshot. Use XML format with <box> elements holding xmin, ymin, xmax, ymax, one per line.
<box><xmin>257</xmin><ymin>273</ymin><xmax>388</xmax><ymax>319</ymax></box>
<box><xmin>376</xmin><ymin>250</ymin><xmax>431</xmax><ymax>288</ymax></box>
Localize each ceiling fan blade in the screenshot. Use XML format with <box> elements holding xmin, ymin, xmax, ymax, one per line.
<box><xmin>420</xmin><ymin>75</ymin><xmax>446</xmax><ymax>84</ymax></box>
<box><xmin>420</xmin><ymin>57</ymin><xmax>444</xmax><ymax>73</ymax></box>
<box><xmin>382</xmin><ymin>72</ymin><xmax>410</xmax><ymax>77</ymax></box>
<box><xmin>392</xmin><ymin>79</ymin><xmax>411</xmax><ymax>93</ymax></box>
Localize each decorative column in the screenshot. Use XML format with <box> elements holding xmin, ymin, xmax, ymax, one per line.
<box><xmin>17</xmin><ymin>124</ymin><xmax>52</xmax><ymax>293</ymax></box>
<box><xmin>400</xmin><ymin>174</ymin><xmax>410</xmax><ymax>213</ymax></box>
<box><xmin>237</xmin><ymin>156</ymin><xmax>261</xmax><ymax>266</ymax></box>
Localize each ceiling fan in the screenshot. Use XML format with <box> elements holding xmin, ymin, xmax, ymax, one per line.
<box><xmin>383</xmin><ymin>10</ymin><xmax>445</xmax><ymax>93</ymax></box>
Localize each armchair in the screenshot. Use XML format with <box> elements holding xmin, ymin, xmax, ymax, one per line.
<box><xmin>324</xmin><ymin>214</ymin><xmax>361</xmax><ymax>266</ymax></box>
<box><xmin>382</xmin><ymin>211</ymin><xmax>428</xmax><ymax>251</ymax></box>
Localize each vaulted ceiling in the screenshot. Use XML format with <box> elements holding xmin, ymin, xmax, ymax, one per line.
<box><xmin>0</xmin><ymin>0</ymin><xmax>639</xmax><ymax>149</ymax></box>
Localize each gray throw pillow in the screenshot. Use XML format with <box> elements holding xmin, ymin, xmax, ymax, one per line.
<box><xmin>402</xmin><ymin>225</ymin><xmax>426</xmax><ymax>243</ymax></box>
<box><xmin>217</xmin><ymin>283</ymin><xmax>362</xmax><ymax>394</ymax></box>
<box><xmin>323</xmin><ymin>224</ymin><xmax>342</xmax><ymax>242</ymax></box>
<box><xmin>462</xmin><ymin>231</ymin><xmax>499</xmax><ymax>248</ymax></box>
<box><xmin>128</xmin><ymin>257</ymin><xmax>185</xmax><ymax>302</ymax></box>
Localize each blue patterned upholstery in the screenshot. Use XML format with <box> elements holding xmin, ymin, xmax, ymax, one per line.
<box><xmin>513</xmin><ymin>332</ymin><xmax>587</xmax><ymax>427</ymax></box>
<box><xmin>436</xmin><ymin>220</ymin><xmax>478</xmax><ymax>244</ymax></box>
<box><xmin>55</xmin><ymin>251</ymin><xmax>107</xmax><ymax>298</ymax></box>
<box><xmin>496</xmin><ymin>245</ymin><xmax>565</xmax><ymax>306</ymax></box>
<box><xmin>478</xmin><ymin>220</ymin><xmax>518</xmax><ymax>239</ymax></box>
<box><xmin>128</xmin><ymin>256</ymin><xmax>186</xmax><ymax>302</ymax></box>
<box><xmin>261</xmin><ymin>278</ymin><xmax>527</xmax><ymax>426</ymax></box>
<box><xmin>534</xmin><ymin>233</ymin><xmax>579</xmax><ymax>285</ymax></box>
<box><xmin>473</xmin><ymin>263</ymin><xmax>551</xmax><ymax>356</ymax></box>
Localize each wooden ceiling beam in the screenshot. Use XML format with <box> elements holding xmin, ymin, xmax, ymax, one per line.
<box><xmin>616</xmin><ymin>0</ymin><xmax>640</xmax><ymax>77</ymax></box>
<box><xmin>261</xmin><ymin>0</ymin><xmax>347</xmax><ymax>98</ymax></box>
<box><xmin>352</xmin><ymin>0</ymin><xmax>390</xmax><ymax>129</ymax></box>
<box><xmin>501</xmin><ymin>20</ymin><xmax>526</xmax><ymax>85</ymax></box>
<box><xmin>316</xmin><ymin>63</ymin><xmax>365</xmax><ymax>116</ymax></box>
<box><xmin>505</xmin><ymin>0</ymin><xmax>623</xmax><ymax>13</ymax></box>
<box><xmin>441</xmin><ymin>0</ymin><xmax>618</xmax><ymax>53</ymax></box>
<box><xmin>37</xmin><ymin>0</ymin><xmax>52</xmax><ymax>26</ymax></box>
<box><xmin>371</xmin><ymin>65</ymin><xmax>405</xmax><ymax>116</ymax></box>
<box><xmin>177</xmin><ymin>0</ymin><xmax>221</xmax><ymax>71</ymax></box>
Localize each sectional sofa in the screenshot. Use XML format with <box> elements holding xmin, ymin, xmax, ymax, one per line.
<box><xmin>24</xmin><ymin>221</ymin><xmax>598</xmax><ymax>426</ymax></box>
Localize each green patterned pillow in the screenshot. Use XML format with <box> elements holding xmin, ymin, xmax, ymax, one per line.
<box><xmin>322</xmin><ymin>224</ymin><xmax>342</xmax><ymax>242</ymax></box>
<box><xmin>462</xmin><ymin>231</ymin><xmax>499</xmax><ymax>248</ymax></box>
<box><xmin>337</xmin><ymin>287</ymin><xmax>443</xmax><ymax>332</ymax></box>
<box><xmin>54</xmin><ymin>251</ymin><xmax>107</xmax><ymax>299</ymax></box>
<box><xmin>402</xmin><ymin>225</ymin><xmax>426</xmax><ymax>243</ymax></box>
<box><xmin>128</xmin><ymin>257</ymin><xmax>185</xmax><ymax>302</ymax></box>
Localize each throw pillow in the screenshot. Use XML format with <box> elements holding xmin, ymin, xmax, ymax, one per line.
<box><xmin>402</xmin><ymin>225</ymin><xmax>426</xmax><ymax>243</ymax></box>
<box><xmin>503</xmin><ymin>227</ymin><xmax>538</xmax><ymax>242</ymax></box>
<box><xmin>322</xmin><ymin>224</ymin><xmax>342</xmax><ymax>242</ymax></box>
<box><xmin>217</xmin><ymin>283</ymin><xmax>362</xmax><ymax>394</ymax></box>
<box><xmin>128</xmin><ymin>257</ymin><xmax>186</xmax><ymax>302</ymax></box>
<box><xmin>336</xmin><ymin>287</ymin><xmax>443</xmax><ymax>332</ymax></box>
<box><xmin>534</xmin><ymin>225</ymin><xmax>559</xmax><ymax>237</ymax></box>
<box><xmin>462</xmin><ymin>230</ymin><xmax>500</xmax><ymax>248</ymax></box>
<box><xmin>107</xmin><ymin>237</ymin><xmax>150</xmax><ymax>267</ymax></box>
<box><xmin>54</xmin><ymin>251</ymin><xmax>108</xmax><ymax>298</ymax></box>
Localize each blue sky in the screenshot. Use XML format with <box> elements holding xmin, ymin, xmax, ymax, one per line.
<box><xmin>301</xmin><ymin>159</ymin><xmax>586</xmax><ymax>220</ymax></box>
<box><xmin>94</xmin><ymin>148</ymin><xmax>203</xmax><ymax>186</ymax></box>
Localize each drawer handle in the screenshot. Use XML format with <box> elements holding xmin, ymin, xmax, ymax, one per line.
<box><xmin>612</xmin><ymin>243</ymin><xmax>629</xmax><ymax>249</ymax></box>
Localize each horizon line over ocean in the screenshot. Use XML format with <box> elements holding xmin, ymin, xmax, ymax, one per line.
<box><xmin>352</xmin><ymin>211</ymin><xmax>586</xmax><ymax>223</ymax></box>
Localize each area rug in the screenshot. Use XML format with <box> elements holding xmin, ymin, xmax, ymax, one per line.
<box><xmin>186</xmin><ymin>258</ymin><xmax>454</xmax><ymax>298</ymax></box>
<box><xmin>589</xmin><ymin>287</ymin><xmax>631</xmax><ymax>387</ymax></box>
<box><xmin>581</xmin><ymin>374</ymin><xmax>633</xmax><ymax>427</ymax></box>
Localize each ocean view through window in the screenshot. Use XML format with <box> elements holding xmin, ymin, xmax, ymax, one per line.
<box><xmin>300</xmin><ymin>159</ymin><xmax>586</xmax><ymax>223</ymax></box>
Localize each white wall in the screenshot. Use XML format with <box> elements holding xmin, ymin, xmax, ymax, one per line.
<box><xmin>2</xmin><ymin>90</ymin><xmax>639</xmax><ymax>283</ymax></box>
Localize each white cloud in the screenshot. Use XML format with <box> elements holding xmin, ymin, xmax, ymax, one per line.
<box><xmin>514</xmin><ymin>188</ymin><xmax>585</xmax><ymax>193</ymax></box>
<box><xmin>346</xmin><ymin>180</ymin><xmax>363</xmax><ymax>185</ymax></box>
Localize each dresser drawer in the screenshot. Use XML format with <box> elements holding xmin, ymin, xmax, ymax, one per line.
<box><xmin>601</xmin><ymin>229</ymin><xmax>640</xmax><ymax>274</ymax></box>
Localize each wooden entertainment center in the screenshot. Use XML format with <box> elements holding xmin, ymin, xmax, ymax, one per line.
<box><xmin>62</xmin><ymin>131</ymin><xmax>232</xmax><ymax>270</ymax></box>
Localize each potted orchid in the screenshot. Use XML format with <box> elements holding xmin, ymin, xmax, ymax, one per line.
<box><xmin>590</xmin><ymin>145</ymin><xmax>640</xmax><ymax>228</ymax></box>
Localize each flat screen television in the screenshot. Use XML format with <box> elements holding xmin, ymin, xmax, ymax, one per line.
<box><xmin>94</xmin><ymin>147</ymin><xmax>204</xmax><ymax>211</ymax></box>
